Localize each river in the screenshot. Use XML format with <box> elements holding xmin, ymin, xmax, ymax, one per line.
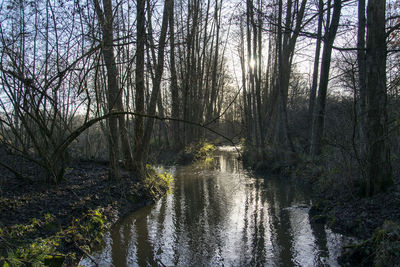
<box><xmin>81</xmin><ymin>146</ymin><xmax>349</xmax><ymax>266</ymax></box>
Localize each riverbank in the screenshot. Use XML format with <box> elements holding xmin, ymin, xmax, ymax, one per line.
<box><xmin>310</xmin><ymin>183</ymin><xmax>400</xmax><ymax>266</ymax></box>
<box><xmin>242</xmin><ymin>147</ymin><xmax>400</xmax><ymax>266</ymax></box>
<box><xmin>0</xmin><ymin>141</ymin><xmax>213</xmax><ymax>266</ymax></box>
<box><xmin>0</xmin><ymin>158</ymin><xmax>171</xmax><ymax>266</ymax></box>
<box><xmin>148</xmin><ymin>141</ymin><xmax>217</xmax><ymax>165</ymax></box>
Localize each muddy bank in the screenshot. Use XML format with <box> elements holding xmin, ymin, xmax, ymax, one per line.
<box><xmin>0</xmin><ymin>155</ymin><xmax>170</xmax><ymax>266</ymax></box>
<box><xmin>311</xmin><ymin>188</ymin><xmax>400</xmax><ymax>239</ymax></box>
<box><xmin>0</xmin><ymin>141</ymin><xmax>211</xmax><ymax>266</ymax></box>
<box><xmin>309</xmin><ymin>187</ymin><xmax>400</xmax><ymax>266</ymax></box>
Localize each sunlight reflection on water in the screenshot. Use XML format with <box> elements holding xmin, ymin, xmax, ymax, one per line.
<box><xmin>81</xmin><ymin>148</ymin><xmax>351</xmax><ymax>267</ymax></box>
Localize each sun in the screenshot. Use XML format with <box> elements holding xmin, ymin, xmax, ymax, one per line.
<box><xmin>249</xmin><ymin>58</ymin><xmax>256</xmax><ymax>69</ymax></box>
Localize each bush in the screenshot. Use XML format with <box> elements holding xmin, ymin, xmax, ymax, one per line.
<box><xmin>195</xmin><ymin>142</ymin><xmax>216</xmax><ymax>164</ymax></box>
<box><xmin>143</xmin><ymin>164</ymin><xmax>174</xmax><ymax>200</ymax></box>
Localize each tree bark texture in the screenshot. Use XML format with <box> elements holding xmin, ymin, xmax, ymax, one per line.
<box><xmin>93</xmin><ymin>0</ymin><xmax>134</xmax><ymax>178</ymax></box>
<box><xmin>133</xmin><ymin>0</ymin><xmax>146</xmax><ymax>178</ymax></box>
<box><xmin>357</xmin><ymin>0</ymin><xmax>367</xmax><ymax>156</ymax></box>
<box><xmin>308</xmin><ymin>0</ymin><xmax>323</xmax><ymax>137</ymax></box>
<box><xmin>310</xmin><ymin>0</ymin><xmax>341</xmax><ymax>157</ymax></box>
<box><xmin>169</xmin><ymin>0</ymin><xmax>181</xmax><ymax>150</ymax></box>
<box><xmin>365</xmin><ymin>0</ymin><xmax>393</xmax><ymax>195</ymax></box>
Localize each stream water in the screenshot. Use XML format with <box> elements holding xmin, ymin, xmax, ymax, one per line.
<box><xmin>81</xmin><ymin>147</ymin><xmax>350</xmax><ymax>266</ymax></box>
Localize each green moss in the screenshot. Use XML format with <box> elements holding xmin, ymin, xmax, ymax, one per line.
<box><xmin>204</xmin><ymin>156</ymin><xmax>213</xmax><ymax>164</ymax></box>
<box><xmin>143</xmin><ymin>164</ymin><xmax>174</xmax><ymax>199</ymax></box>
<box><xmin>44</xmin><ymin>255</ymin><xmax>65</xmax><ymax>267</ymax></box>
<box><xmin>0</xmin><ymin>209</ymin><xmax>108</xmax><ymax>266</ymax></box>
<box><xmin>195</xmin><ymin>142</ymin><xmax>215</xmax><ymax>164</ymax></box>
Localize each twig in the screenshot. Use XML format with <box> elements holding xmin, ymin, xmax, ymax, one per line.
<box><xmin>74</xmin><ymin>242</ymin><xmax>98</xmax><ymax>266</ymax></box>
<box><xmin>156</xmin><ymin>258</ymin><xmax>167</xmax><ymax>267</ymax></box>
<box><xmin>203</xmin><ymin>86</ymin><xmax>242</xmax><ymax>127</ymax></box>
<box><xmin>55</xmin><ymin>111</ymin><xmax>243</xmax><ymax>159</ymax></box>
<box><xmin>0</xmin><ymin>161</ymin><xmax>33</xmax><ymax>182</ymax></box>
<box><xmin>0</xmin><ymin>235</ymin><xmax>15</xmax><ymax>250</ymax></box>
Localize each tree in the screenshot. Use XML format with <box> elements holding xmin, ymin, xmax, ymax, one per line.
<box><xmin>310</xmin><ymin>0</ymin><xmax>342</xmax><ymax>157</ymax></box>
<box><xmin>142</xmin><ymin>0</ymin><xmax>171</xmax><ymax>162</ymax></box>
<box><xmin>308</xmin><ymin>0</ymin><xmax>324</xmax><ymax>135</ymax></box>
<box><xmin>239</xmin><ymin>17</ymin><xmax>253</xmax><ymax>145</ymax></box>
<box><xmin>169</xmin><ymin>0</ymin><xmax>181</xmax><ymax>149</ymax></box>
<box><xmin>133</xmin><ymin>0</ymin><xmax>146</xmax><ymax>178</ymax></box>
<box><xmin>364</xmin><ymin>0</ymin><xmax>393</xmax><ymax>195</ymax></box>
<box><xmin>357</xmin><ymin>0</ymin><xmax>367</xmax><ymax>156</ymax></box>
<box><xmin>0</xmin><ymin>0</ymin><xmax>97</xmax><ymax>182</ymax></box>
<box><xmin>277</xmin><ymin>0</ymin><xmax>307</xmax><ymax>149</ymax></box>
<box><xmin>93</xmin><ymin>0</ymin><xmax>134</xmax><ymax>179</ymax></box>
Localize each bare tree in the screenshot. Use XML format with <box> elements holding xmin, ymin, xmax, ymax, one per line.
<box><xmin>365</xmin><ymin>0</ymin><xmax>393</xmax><ymax>194</ymax></box>
<box><xmin>308</xmin><ymin>0</ymin><xmax>323</xmax><ymax>134</ymax></box>
<box><xmin>142</xmin><ymin>0</ymin><xmax>171</xmax><ymax>162</ymax></box>
<box><xmin>310</xmin><ymin>0</ymin><xmax>342</xmax><ymax>157</ymax></box>
<box><xmin>133</xmin><ymin>0</ymin><xmax>147</xmax><ymax>177</ymax></box>
<box><xmin>169</xmin><ymin>0</ymin><xmax>181</xmax><ymax>149</ymax></box>
<box><xmin>93</xmin><ymin>0</ymin><xmax>134</xmax><ymax>179</ymax></box>
<box><xmin>357</xmin><ymin>0</ymin><xmax>367</xmax><ymax>156</ymax></box>
<box><xmin>0</xmin><ymin>0</ymin><xmax>98</xmax><ymax>182</ymax></box>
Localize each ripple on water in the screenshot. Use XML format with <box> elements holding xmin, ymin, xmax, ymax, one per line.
<box><xmin>80</xmin><ymin>148</ymin><xmax>352</xmax><ymax>267</ymax></box>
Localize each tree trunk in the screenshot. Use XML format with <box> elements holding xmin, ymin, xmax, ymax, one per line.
<box><xmin>246</xmin><ymin>0</ymin><xmax>257</xmax><ymax>145</ymax></box>
<box><xmin>274</xmin><ymin>0</ymin><xmax>306</xmax><ymax>151</ymax></box>
<box><xmin>93</xmin><ymin>0</ymin><xmax>134</xmax><ymax>178</ymax></box>
<box><xmin>239</xmin><ymin>18</ymin><xmax>252</xmax><ymax>145</ymax></box>
<box><xmin>256</xmin><ymin>6</ymin><xmax>265</xmax><ymax>148</ymax></box>
<box><xmin>357</xmin><ymin>0</ymin><xmax>367</xmax><ymax>156</ymax></box>
<box><xmin>365</xmin><ymin>0</ymin><xmax>393</xmax><ymax>195</ymax></box>
<box><xmin>142</xmin><ymin>0</ymin><xmax>170</xmax><ymax>163</ymax></box>
<box><xmin>169</xmin><ymin>0</ymin><xmax>180</xmax><ymax>150</ymax></box>
<box><xmin>308</xmin><ymin>0</ymin><xmax>323</xmax><ymax>137</ymax></box>
<box><xmin>310</xmin><ymin>0</ymin><xmax>342</xmax><ymax>157</ymax></box>
<box><xmin>133</xmin><ymin>0</ymin><xmax>146</xmax><ymax>178</ymax></box>
<box><xmin>157</xmin><ymin>91</ymin><xmax>169</xmax><ymax>147</ymax></box>
<box><xmin>206</xmin><ymin>0</ymin><xmax>221</xmax><ymax>123</ymax></box>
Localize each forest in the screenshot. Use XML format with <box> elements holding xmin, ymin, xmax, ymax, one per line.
<box><xmin>1</xmin><ymin>0</ymin><xmax>400</xmax><ymax>266</ymax></box>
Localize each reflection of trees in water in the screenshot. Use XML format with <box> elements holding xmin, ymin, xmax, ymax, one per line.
<box><xmin>175</xmin><ymin>169</ymin><xmax>227</xmax><ymax>264</ymax></box>
<box><xmin>213</xmin><ymin>151</ymin><xmax>240</xmax><ymax>173</ymax></box>
<box><xmin>172</xmin><ymin>170</ymin><xmax>184</xmax><ymax>265</ymax></box>
<box><xmin>264</xmin><ymin>178</ymin><xmax>296</xmax><ymax>266</ymax></box>
<box><xmin>310</xmin><ymin>218</ymin><xmax>329</xmax><ymax>264</ymax></box>
<box><xmin>100</xmin><ymin>152</ymin><xmax>336</xmax><ymax>266</ymax></box>
<box><xmin>153</xmin><ymin>197</ymin><xmax>168</xmax><ymax>264</ymax></box>
<box><xmin>250</xmin><ymin>179</ymin><xmax>266</xmax><ymax>265</ymax></box>
<box><xmin>240</xmin><ymin>181</ymin><xmax>250</xmax><ymax>265</ymax></box>
<box><xmin>110</xmin><ymin>219</ymin><xmax>133</xmax><ymax>266</ymax></box>
<box><xmin>109</xmin><ymin>206</ymin><xmax>157</xmax><ymax>266</ymax></box>
<box><xmin>135</xmin><ymin>211</ymin><xmax>157</xmax><ymax>266</ymax></box>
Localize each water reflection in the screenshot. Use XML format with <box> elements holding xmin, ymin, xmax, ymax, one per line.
<box><xmin>81</xmin><ymin>147</ymin><xmax>349</xmax><ymax>266</ymax></box>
